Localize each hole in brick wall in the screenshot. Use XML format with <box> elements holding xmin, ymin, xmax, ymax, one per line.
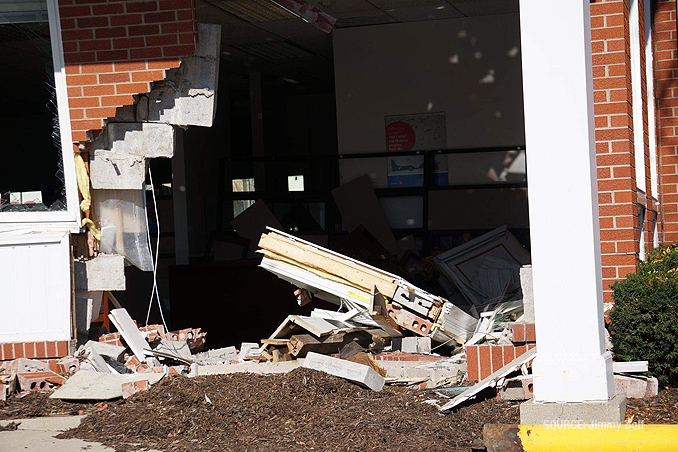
<box><xmin>39</xmin><ymin>381</ymin><xmax>46</xmax><ymax>389</ymax></box>
<box><xmin>528</xmin><ymin>383</ymin><xmax>533</xmax><ymax>393</ymax></box>
<box><xmin>30</xmin><ymin>382</ymin><xmax>36</xmax><ymax>390</ymax></box>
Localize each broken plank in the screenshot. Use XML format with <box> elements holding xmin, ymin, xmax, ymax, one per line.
<box><xmin>440</xmin><ymin>347</ymin><xmax>536</xmax><ymax>412</ymax></box>
<box><xmin>261</xmin><ymin>338</ymin><xmax>291</xmax><ymax>346</ymax></box>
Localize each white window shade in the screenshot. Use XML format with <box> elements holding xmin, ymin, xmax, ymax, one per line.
<box><xmin>0</xmin><ymin>0</ymin><xmax>49</xmax><ymax>24</ymax></box>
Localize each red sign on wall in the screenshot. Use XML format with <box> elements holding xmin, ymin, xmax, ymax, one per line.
<box><xmin>385</xmin><ymin>121</ymin><xmax>416</xmax><ymax>152</ymax></box>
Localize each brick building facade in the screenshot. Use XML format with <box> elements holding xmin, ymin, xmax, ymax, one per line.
<box><xmin>591</xmin><ymin>0</ymin><xmax>678</xmax><ymax>302</ymax></box>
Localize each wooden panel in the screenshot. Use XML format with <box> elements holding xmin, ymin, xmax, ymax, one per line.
<box><xmin>0</xmin><ymin>233</ymin><xmax>71</xmax><ymax>342</ymax></box>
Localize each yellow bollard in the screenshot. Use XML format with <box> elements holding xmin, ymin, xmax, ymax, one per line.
<box><xmin>483</xmin><ymin>424</ymin><xmax>678</xmax><ymax>452</ymax></box>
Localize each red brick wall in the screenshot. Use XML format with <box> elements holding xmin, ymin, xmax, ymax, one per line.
<box><xmin>58</xmin><ymin>0</ymin><xmax>198</xmax><ymax>142</ymax></box>
<box><xmin>1</xmin><ymin>341</ymin><xmax>71</xmax><ymax>361</ymax></box>
<box><xmin>590</xmin><ymin>0</ymin><xmax>659</xmax><ymax>302</ymax></box>
<box><xmin>655</xmin><ymin>0</ymin><xmax>678</xmax><ymax>243</ymax></box>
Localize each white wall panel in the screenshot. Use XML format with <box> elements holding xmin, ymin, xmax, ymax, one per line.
<box><xmin>0</xmin><ymin>233</ymin><xmax>71</xmax><ymax>342</ymax></box>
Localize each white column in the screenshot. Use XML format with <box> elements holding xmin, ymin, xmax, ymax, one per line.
<box><xmin>519</xmin><ymin>0</ymin><xmax>615</xmax><ymax>402</ymax></box>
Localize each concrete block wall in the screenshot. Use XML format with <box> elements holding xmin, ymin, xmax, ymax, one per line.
<box><xmin>58</xmin><ymin>0</ymin><xmax>198</xmax><ymax>142</ymax></box>
<box><xmin>654</xmin><ymin>0</ymin><xmax>678</xmax><ymax>243</ymax></box>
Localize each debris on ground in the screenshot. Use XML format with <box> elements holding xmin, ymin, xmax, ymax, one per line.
<box><xmin>56</xmin><ymin>368</ymin><xmax>522</xmax><ymax>452</ymax></box>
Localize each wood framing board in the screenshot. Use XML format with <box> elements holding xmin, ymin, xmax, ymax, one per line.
<box><xmin>260</xmin><ymin>256</ymin><xmax>373</xmax><ymax>309</ymax></box>
<box><xmin>258</xmin><ymin>232</ymin><xmax>399</xmax><ymax>297</ymax></box>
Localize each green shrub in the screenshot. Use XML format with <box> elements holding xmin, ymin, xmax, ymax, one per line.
<box><xmin>609</xmin><ymin>244</ymin><xmax>678</xmax><ymax>386</ymax></box>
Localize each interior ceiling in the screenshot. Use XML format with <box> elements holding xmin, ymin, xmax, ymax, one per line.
<box><xmin>197</xmin><ymin>0</ymin><xmax>519</xmax><ymax>86</ymax></box>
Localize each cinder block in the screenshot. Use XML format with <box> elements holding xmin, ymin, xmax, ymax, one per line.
<box><xmin>107</xmin><ymin>123</ymin><xmax>175</xmax><ymax>158</ymax></box>
<box><xmin>615</xmin><ymin>375</ymin><xmax>659</xmax><ymax>399</ymax></box>
<box><xmin>303</xmin><ymin>352</ymin><xmax>385</xmax><ymax>391</ymax></box>
<box><xmin>74</xmin><ymin>255</ymin><xmax>126</xmax><ymax>291</ymax></box>
<box><xmin>401</xmin><ymin>337</ymin><xmax>419</xmax><ymax>354</ymax></box>
<box><xmin>417</xmin><ymin>337</ymin><xmax>432</xmax><ymax>354</ymax></box>
<box><xmin>89</xmin><ymin>150</ymin><xmax>147</xmax><ymax>189</ymax></box>
<box><xmin>121</xmin><ymin>379</ymin><xmax>150</xmax><ymax>399</ymax></box>
<box><xmin>16</xmin><ymin>371</ymin><xmax>65</xmax><ymax>392</ymax></box>
<box><xmin>499</xmin><ymin>375</ymin><xmax>533</xmax><ymax>401</ymax></box>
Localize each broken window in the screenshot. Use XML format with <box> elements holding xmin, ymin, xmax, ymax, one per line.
<box><xmin>0</xmin><ymin>2</ymin><xmax>67</xmax><ymax>213</ymax></box>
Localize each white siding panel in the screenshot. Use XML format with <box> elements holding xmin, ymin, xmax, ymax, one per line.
<box><xmin>0</xmin><ymin>233</ymin><xmax>71</xmax><ymax>342</ymax></box>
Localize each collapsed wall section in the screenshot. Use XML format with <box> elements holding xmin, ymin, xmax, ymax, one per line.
<box><xmin>58</xmin><ymin>0</ymin><xmax>199</xmax><ymax>142</ymax></box>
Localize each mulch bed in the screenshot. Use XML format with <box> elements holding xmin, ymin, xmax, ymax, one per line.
<box><xmin>626</xmin><ymin>387</ymin><xmax>678</xmax><ymax>424</ymax></box>
<box><xmin>3</xmin><ymin>369</ymin><xmax>675</xmax><ymax>451</ymax></box>
<box><xmin>55</xmin><ymin>368</ymin><xmax>520</xmax><ymax>452</ymax></box>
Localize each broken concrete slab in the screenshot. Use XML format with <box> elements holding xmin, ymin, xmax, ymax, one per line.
<box><xmin>74</xmin><ymin>255</ymin><xmax>125</xmax><ymax>292</ymax></box>
<box><xmin>83</xmin><ymin>341</ymin><xmax>126</xmax><ymax>362</ymax></box>
<box><xmin>154</xmin><ymin>340</ymin><xmax>192</xmax><ymax>361</ymax></box>
<box><xmin>108</xmin><ymin>308</ymin><xmax>151</xmax><ymax>363</ymax></box>
<box><xmin>196</xmin><ymin>360</ymin><xmax>302</xmax><ymax>376</ymax></box>
<box><xmin>0</xmin><ymin>358</ymin><xmax>49</xmax><ymax>376</ymax></box>
<box><xmin>83</xmin><ymin>348</ymin><xmax>112</xmax><ymax>374</ymax></box>
<box><xmin>303</xmin><ymin>352</ymin><xmax>385</xmax><ymax>391</ymax></box>
<box><xmin>50</xmin><ymin>371</ymin><xmax>164</xmax><ymax>400</ymax></box>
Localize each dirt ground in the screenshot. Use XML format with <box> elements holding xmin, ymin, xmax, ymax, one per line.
<box><xmin>2</xmin><ymin>370</ymin><xmax>676</xmax><ymax>452</ymax></box>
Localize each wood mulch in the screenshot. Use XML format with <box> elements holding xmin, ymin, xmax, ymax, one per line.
<box><xmin>56</xmin><ymin>368</ymin><xmax>520</xmax><ymax>452</ymax></box>
<box><xmin>2</xmin><ymin>370</ymin><xmax>676</xmax><ymax>451</ymax></box>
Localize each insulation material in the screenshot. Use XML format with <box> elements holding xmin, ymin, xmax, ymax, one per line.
<box><xmin>96</xmin><ymin>189</ymin><xmax>153</xmax><ymax>271</ymax></box>
<box><xmin>74</xmin><ymin>153</ymin><xmax>91</xmax><ymax>212</ymax></box>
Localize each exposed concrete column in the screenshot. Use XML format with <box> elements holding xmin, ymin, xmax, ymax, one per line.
<box><xmin>249</xmin><ymin>71</ymin><xmax>266</xmax><ymax>191</ymax></box>
<box><xmin>173</xmin><ymin>127</ymin><xmax>190</xmax><ymax>265</ymax></box>
<box><xmin>519</xmin><ymin>0</ymin><xmax>615</xmax><ymax>405</ymax></box>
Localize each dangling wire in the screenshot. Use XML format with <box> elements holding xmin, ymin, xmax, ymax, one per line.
<box><xmin>144</xmin><ymin>167</ymin><xmax>169</xmax><ymax>332</ymax></box>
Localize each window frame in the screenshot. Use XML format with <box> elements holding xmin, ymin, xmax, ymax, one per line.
<box><xmin>0</xmin><ymin>0</ymin><xmax>80</xmax><ymax>232</ymax></box>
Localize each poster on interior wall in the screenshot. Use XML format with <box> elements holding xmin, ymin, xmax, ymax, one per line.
<box><xmin>384</xmin><ymin>112</ymin><xmax>447</xmax><ymax>152</ymax></box>
<box><xmin>387</xmin><ymin>155</ymin><xmax>424</xmax><ymax>187</ymax></box>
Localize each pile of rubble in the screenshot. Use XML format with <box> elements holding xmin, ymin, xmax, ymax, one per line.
<box><xmin>0</xmin><ymin>225</ymin><xmax>659</xmax><ymax>408</ymax></box>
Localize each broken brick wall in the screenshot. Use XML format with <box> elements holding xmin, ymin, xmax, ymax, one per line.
<box><xmin>590</xmin><ymin>0</ymin><xmax>658</xmax><ymax>303</ymax></box>
<box><xmin>654</xmin><ymin>0</ymin><xmax>678</xmax><ymax>244</ymax></box>
<box><xmin>58</xmin><ymin>0</ymin><xmax>198</xmax><ymax>142</ymax></box>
